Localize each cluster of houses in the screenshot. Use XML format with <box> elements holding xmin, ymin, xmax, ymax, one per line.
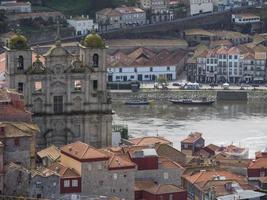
<box><xmin>185</xmin><ymin>28</ymin><xmax>267</xmax><ymax>84</ymax></box>
<box><xmin>0</xmin><ymin>88</ymin><xmax>267</xmax><ymax>199</ymax></box>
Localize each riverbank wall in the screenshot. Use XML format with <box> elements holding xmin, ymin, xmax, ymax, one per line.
<box><xmin>110</xmin><ymin>89</ymin><xmax>267</xmax><ymax>102</ymax></box>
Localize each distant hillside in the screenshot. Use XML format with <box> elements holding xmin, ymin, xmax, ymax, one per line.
<box><xmin>42</xmin><ymin>0</ymin><xmax>137</xmax><ymax>17</ymax></box>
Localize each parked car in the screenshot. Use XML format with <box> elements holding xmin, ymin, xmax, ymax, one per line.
<box><xmin>172</xmin><ymin>82</ymin><xmax>181</xmax><ymax>86</ymax></box>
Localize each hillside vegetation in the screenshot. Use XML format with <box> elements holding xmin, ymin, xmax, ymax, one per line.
<box><xmin>42</xmin><ymin>0</ymin><xmax>137</xmax><ymax>17</ymax></box>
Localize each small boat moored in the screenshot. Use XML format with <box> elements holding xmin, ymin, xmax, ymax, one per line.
<box><xmin>124</xmin><ymin>98</ymin><xmax>151</xmax><ymax>105</ymax></box>
<box><xmin>170</xmin><ymin>98</ymin><xmax>215</xmax><ymax>105</ymax></box>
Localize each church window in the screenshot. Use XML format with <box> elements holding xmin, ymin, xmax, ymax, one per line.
<box><xmin>34</xmin><ymin>81</ymin><xmax>42</xmax><ymax>92</ymax></box>
<box><xmin>74</xmin><ymin>80</ymin><xmax>81</xmax><ymax>91</ymax></box>
<box><xmin>17</xmin><ymin>56</ymin><xmax>24</xmax><ymax>70</ymax></box>
<box><xmin>53</xmin><ymin>96</ymin><xmax>63</xmax><ymax>113</ymax></box>
<box><xmin>18</xmin><ymin>82</ymin><xmax>24</xmax><ymax>93</ymax></box>
<box><xmin>93</xmin><ymin>53</ymin><xmax>99</xmax><ymax>67</ymax></box>
<box><xmin>93</xmin><ymin>80</ymin><xmax>98</xmax><ymax>90</ymax></box>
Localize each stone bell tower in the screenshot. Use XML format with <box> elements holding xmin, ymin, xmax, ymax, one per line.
<box><xmin>4</xmin><ymin>33</ymin><xmax>32</xmax><ymax>99</ymax></box>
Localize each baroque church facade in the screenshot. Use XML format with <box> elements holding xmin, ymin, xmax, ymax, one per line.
<box><xmin>4</xmin><ymin>32</ymin><xmax>112</xmax><ymax>149</ymax></box>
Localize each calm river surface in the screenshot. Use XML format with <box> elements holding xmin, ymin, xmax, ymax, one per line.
<box><xmin>112</xmin><ymin>101</ymin><xmax>267</xmax><ymax>158</ymax></box>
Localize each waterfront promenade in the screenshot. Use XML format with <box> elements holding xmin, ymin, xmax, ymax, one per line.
<box><xmin>110</xmin><ymin>88</ymin><xmax>267</xmax><ymax>101</ymax></box>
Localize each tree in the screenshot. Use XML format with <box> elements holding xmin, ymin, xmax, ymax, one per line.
<box><xmin>157</xmin><ymin>76</ymin><xmax>168</xmax><ymax>89</ymax></box>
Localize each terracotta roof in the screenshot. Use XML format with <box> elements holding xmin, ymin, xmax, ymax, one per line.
<box><xmin>223</xmin><ymin>145</ymin><xmax>246</xmax><ymax>154</ymax></box>
<box><xmin>155</xmin><ymin>143</ymin><xmax>186</xmax><ymax>166</ymax></box>
<box><xmin>210</xmin><ymin>40</ymin><xmax>233</xmax><ymax>48</ymax></box>
<box><xmin>181</xmin><ymin>132</ymin><xmax>203</xmax><ymax>144</ymax></box>
<box><xmin>0</xmin><ymin>104</ymin><xmax>32</xmax><ymax>119</ymax></box>
<box><xmin>107</xmin><ymin>47</ymin><xmax>186</xmax><ymax>68</ymax></box>
<box><xmin>204</xmin><ymin>144</ymin><xmax>220</xmax><ymax>153</ymax></box>
<box><xmin>184</xmin><ymin>29</ymin><xmax>215</xmax><ymax>37</ymax></box>
<box><xmin>135</xmin><ymin>180</ymin><xmax>157</xmax><ymax>191</ymax></box>
<box><xmin>96</xmin><ymin>8</ymin><xmax>121</xmax><ymax>16</ymax></box>
<box><xmin>0</xmin><ymin>122</ymin><xmax>39</xmax><ymax>138</ymax></box>
<box><xmin>243</xmin><ymin>52</ymin><xmax>255</xmax><ymax>60</ymax></box>
<box><xmin>144</xmin><ymin>184</ymin><xmax>185</xmax><ymax>195</ymax></box>
<box><xmin>183</xmin><ymin>169</ymin><xmax>247</xmax><ymax>188</ymax></box>
<box><xmin>37</xmin><ymin>145</ymin><xmax>61</xmax><ymax>161</ymax></box>
<box><xmin>128</xmin><ymin>136</ymin><xmax>172</xmax><ymax>146</ymax></box>
<box><xmin>158</xmin><ymin>157</ymin><xmax>184</xmax><ymax>169</ymax></box>
<box><xmin>228</xmin><ymin>46</ymin><xmax>240</xmax><ymax>55</ymax></box>
<box><xmin>248</xmin><ymin>157</ymin><xmax>267</xmax><ymax>169</ymax></box>
<box><xmin>115</xmin><ymin>6</ymin><xmax>145</xmax><ymax>14</ymax></box>
<box><xmin>107</xmin><ymin>152</ymin><xmax>136</xmax><ymax>170</ymax></box>
<box><xmin>49</xmin><ymin>162</ymin><xmax>80</xmax><ymax>178</ymax></box>
<box><xmin>214</xmin><ymin>31</ymin><xmax>248</xmax><ymax>39</ymax></box>
<box><xmin>61</xmin><ymin>141</ymin><xmax>109</xmax><ymax>162</ymax></box>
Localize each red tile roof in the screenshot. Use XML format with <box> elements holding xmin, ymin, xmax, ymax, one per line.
<box><xmin>183</xmin><ymin>169</ymin><xmax>247</xmax><ymax>189</ymax></box>
<box><xmin>49</xmin><ymin>162</ymin><xmax>80</xmax><ymax>178</ymax></box>
<box><xmin>158</xmin><ymin>157</ymin><xmax>184</xmax><ymax>169</ymax></box>
<box><xmin>128</xmin><ymin>136</ymin><xmax>172</xmax><ymax>146</ymax></box>
<box><xmin>145</xmin><ymin>184</ymin><xmax>185</xmax><ymax>195</ymax></box>
<box><xmin>61</xmin><ymin>141</ymin><xmax>109</xmax><ymax>162</ymax></box>
<box><xmin>107</xmin><ymin>152</ymin><xmax>136</xmax><ymax>170</ymax></box>
<box><xmin>223</xmin><ymin>144</ymin><xmax>246</xmax><ymax>154</ymax></box>
<box><xmin>181</xmin><ymin>132</ymin><xmax>203</xmax><ymax>144</ymax></box>
<box><xmin>248</xmin><ymin>157</ymin><xmax>267</xmax><ymax>169</ymax></box>
<box><xmin>107</xmin><ymin>47</ymin><xmax>186</xmax><ymax>67</ymax></box>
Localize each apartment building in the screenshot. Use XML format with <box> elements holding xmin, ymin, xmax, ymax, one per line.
<box><xmin>139</xmin><ymin>0</ymin><xmax>174</xmax><ymax>23</ymax></box>
<box><xmin>96</xmin><ymin>6</ymin><xmax>146</xmax><ymax>31</ymax></box>
<box><xmin>193</xmin><ymin>45</ymin><xmax>267</xmax><ymax>83</ymax></box>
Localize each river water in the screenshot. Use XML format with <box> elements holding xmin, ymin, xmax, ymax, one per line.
<box><xmin>112</xmin><ymin>101</ymin><xmax>267</xmax><ymax>158</ymax></box>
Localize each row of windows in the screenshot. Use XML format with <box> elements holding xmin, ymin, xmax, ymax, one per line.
<box><xmin>19</xmin><ymin>80</ymin><xmax>98</xmax><ymax>94</ymax></box>
<box><xmin>15</xmin><ymin>53</ymin><xmax>100</xmax><ymax>71</ymax></box>
<box><xmin>63</xmin><ymin>179</ymin><xmax>78</xmax><ymax>188</ymax></box>
<box><xmin>115</xmin><ymin>66</ymin><xmax>171</xmax><ymax>73</ymax></box>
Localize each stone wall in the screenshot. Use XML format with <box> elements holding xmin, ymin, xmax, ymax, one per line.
<box><xmin>135</xmin><ymin>168</ymin><xmax>184</xmax><ymax>186</ymax></box>
<box><xmin>110</xmin><ymin>89</ymin><xmax>267</xmax><ymax>102</ymax></box>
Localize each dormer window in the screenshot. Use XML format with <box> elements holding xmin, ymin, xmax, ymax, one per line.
<box><xmin>93</xmin><ymin>54</ymin><xmax>99</xmax><ymax>67</ymax></box>
<box><xmin>17</xmin><ymin>56</ymin><xmax>24</xmax><ymax>70</ymax></box>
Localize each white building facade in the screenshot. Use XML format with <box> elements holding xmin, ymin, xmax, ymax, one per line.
<box><xmin>196</xmin><ymin>46</ymin><xmax>267</xmax><ymax>83</ymax></box>
<box><xmin>189</xmin><ymin>0</ymin><xmax>213</xmax><ymax>16</ymax></box>
<box><xmin>107</xmin><ymin>65</ymin><xmax>176</xmax><ymax>82</ymax></box>
<box><xmin>67</xmin><ymin>16</ymin><xmax>98</xmax><ymax>35</ymax></box>
<box><xmin>0</xmin><ymin>0</ymin><xmax>31</xmax><ymax>13</ymax></box>
<box><xmin>232</xmin><ymin>14</ymin><xmax>261</xmax><ymax>24</ymax></box>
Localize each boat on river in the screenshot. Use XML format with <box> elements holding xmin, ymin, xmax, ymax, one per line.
<box><xmin>170</xmin><ymin>98</ymin><xmax>215</xmax><ymax>105</ymax></box>
<box><xmin>124</xmin><ymin>98</ymin><xmax>151</xmax><ymax>105</ymax></box>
